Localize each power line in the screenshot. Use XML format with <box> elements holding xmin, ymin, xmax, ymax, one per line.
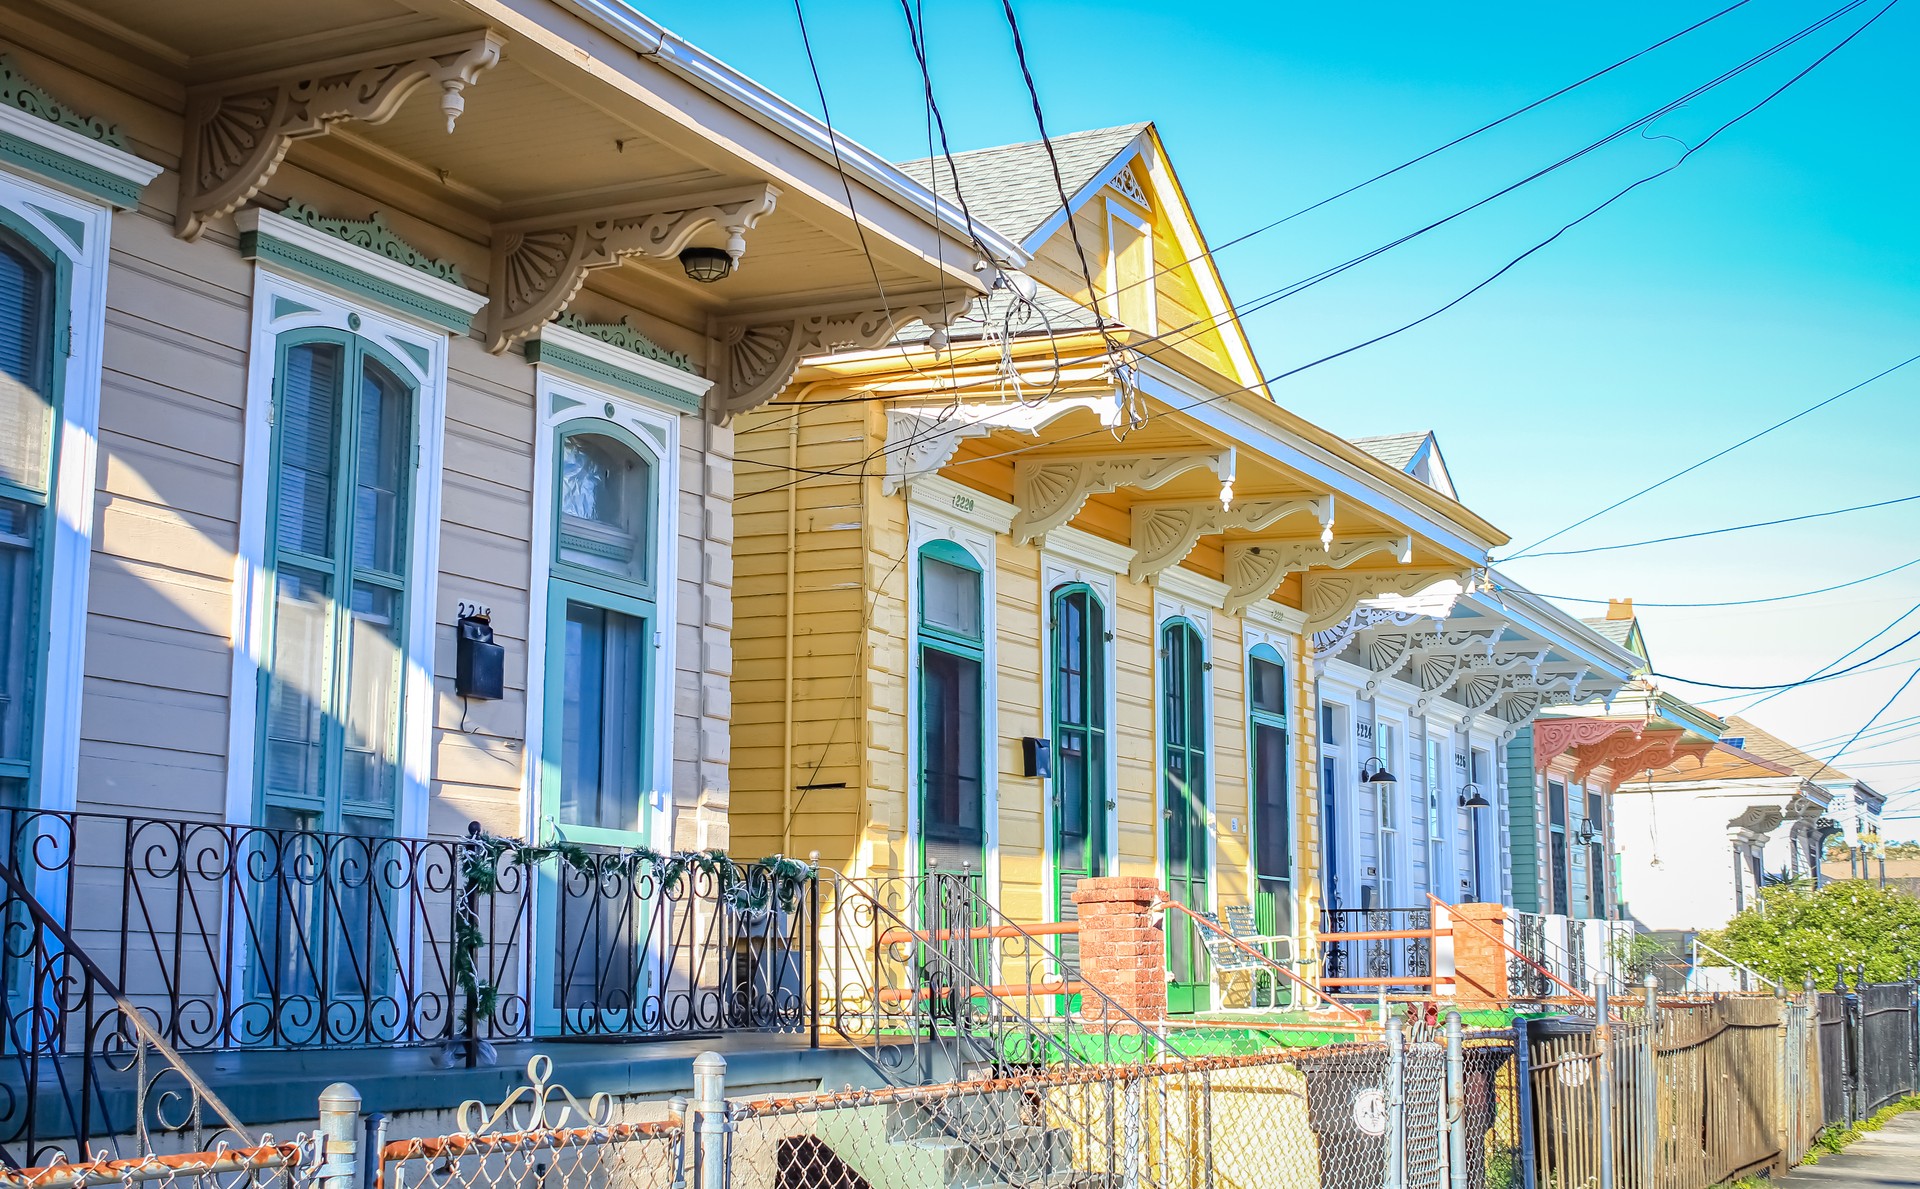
<box><xmin>742</xmin><ymin>0</ymin><xmax>1898</xmax><ymax>501</ymax></box>
<box><xmin>1732</xmin><ymin>601</ymin><xmax>1920</xmax><ymax>714</ymax></box>
<box><xmin>1653</xmin><ymin>624</ymin><xmax>1920</xmax><ymax>691</ymax></box>
<box><xmin>1504</xmin><ymin>494</ymin><xmax>1920</xmax><ymax>560</ymax></box>
<box><xmin>1512</xmin><ymin>557</ymin><xmax>1920</xmax><ymax>608</ymax></box>
<box><xmin>1504</xmin><ymin>352</ymin><xmax>1920</xmax><ymax>560</ymax></box>
<box><xmin>1806</xmin><ymin>663</ymin><xmax>1920</xmax><ymax>783</ymax></box>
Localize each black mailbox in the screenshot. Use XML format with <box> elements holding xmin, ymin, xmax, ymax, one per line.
<box><xmin>1022</xmin><ymin>736</ymin><xmax>1051</xmax><ymax>778</ymax></box>
<box><xmin>455</xmin><ymin>609</ymin><xmax>504</xmax><ymax>700</ymax></box>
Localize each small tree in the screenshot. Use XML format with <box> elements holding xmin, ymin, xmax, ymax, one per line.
<box><xmin>1701</xmin><ymin>879</ymin><xmax>1920</xmax><ymax>987</ymax></box>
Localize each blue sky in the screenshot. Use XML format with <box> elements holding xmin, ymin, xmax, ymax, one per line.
<box><xmin>646</xmin><ymin>0</ymin><xmax>1920</xmax><ymax>831</ymax></box>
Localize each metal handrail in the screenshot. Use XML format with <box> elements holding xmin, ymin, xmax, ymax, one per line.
<box><xmin>1154</xmin><ymin>899</ymin><xmax>1367</xmax><ymax>1022</ymax></box>
<box><xmin>1690</xmin><ymin>936</ymin><xmax>1781</xmax><ymax>992</ymax></box>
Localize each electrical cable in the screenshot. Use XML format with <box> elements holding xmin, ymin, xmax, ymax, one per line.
<box><xmin>1652</xmin><ymin>624</ymin><xmax>1920</xmax><ymax>691</ymax></box>
<box><xmin>1728</xmin><ymin>601</ymin><xmax>1920</xmax><ymax>714</ymax></box>
<box><xmin>1504</xmin><ymin>352</ymin><xmax>1920</xmax><ymax>560</ymax></box>
<box><xmin>1502</xmin><ymin>494</ymin><xmax>1920</xmax><ymax>560</ymax></box>
<box><xmin>1804</xmin><ymin>663</ymin><xmax>1920</xmax><ymax>783</ymax></box>
<box><xmin>1516</xmin><ymin>557</ymin><xmax>1920</xmax><ymax>608</ymax></box>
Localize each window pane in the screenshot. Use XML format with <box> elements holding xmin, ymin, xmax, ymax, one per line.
<box><xmin>1251</xmin><ymin>657</ymin><xmax>1285</xmax><ymax>716</ymax></box>
<box><xmin>1254</xmin><ymin>721</ymin><xmax>1289</xmax><ymax>882</ymax></box>
<box><xmin>559</xmin><ymin>601</ymin><xmax>647</xmax><ymax>833</ymax></box>
<box><xmin>340</xmin><ymin>583</ymin><xmax>402</xmax><ymax>814</ymax></box>
<box><xmin>353</xmin><ymin>358</ymin><xmax>409</xmax><ymax>576</ymax></box>
<box><xmin>0</xmin><ymin>499</ymin><xmax>36</xmax><ymax>765</ymax></box>
<box><xmin>276</xmin><ymin>342</ymin><xmax>343</xmax><ymax>558</ymax></box>
<box><xmin>262</xmin><ymin>566</ymin><xmax>332</xmax><ymax>806</ymax></box>
<box><xmin>558</xmin><ymin>433</ymin><xmax>650</xmax><ymax>585</ymax></box>
<box><xmin>920</xmin><ymin>645</ymin><xmax>982</xmax><ymax>872</ymax></box>
<box><xmin>0</xmin><ymin>232</ymin><xmax>51</xmax><ymax>496</ymax></box>
<box><xmin>922</xmin><ymin>555</ymin><xmax>981</xmax><ymax>639</ymax></box>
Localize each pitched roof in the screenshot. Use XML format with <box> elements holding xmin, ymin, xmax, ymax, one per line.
<box><xmin>1582</xmin><ymin>618</ymin><xmax>1636</xmax><ymax>648</ymax></box>
<box><xmin>897</xmin><ymin>123</ymin><xmax>1150</xmax><ymax>247</ymax></box>
<box><xmin>1351</xmin><ymin>432</ymin><xmax>1430</xmax><ymax>471</ymax></box>
<box><xmin>1721</xmin><ymin>715</ymin><xmax>1859</xmax><ymax>786</ymax></box>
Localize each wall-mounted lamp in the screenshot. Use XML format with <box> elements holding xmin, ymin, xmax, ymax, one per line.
<box><xmin>1575</xmin><ymin>818</ymin><xmax>1602</xmax><ymax>847</ymax></box>
<box><xmin>679</xmin><ymin>246</ymin><xmax>734</xmax><ymax>283</ymax></box>
<box><xmin>1360</xmin><ymin>756</ymin><xmax>1397</xmax><ymax>784</ymax></box>
<box><xmin>1458</xmin><ymin>783</ymin><xmax>1491</xmax><ymax>810</ymax></box>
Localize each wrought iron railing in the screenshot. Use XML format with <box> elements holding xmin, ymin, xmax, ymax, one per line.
<box><xmin>1320</xmin><ymin>907</ymin><xmax>1433</xmax><ymax>990</ymax></box>
<box><xmin>0</xmin><ymin>849</ymin><xmax>251</xmax><ymax>1168</ymax></box>
<box><xmin>819</xmin><ymin>870</ymin><xmax>1175</xmax><ymax>1085</ymax></box>
<box><xmin>0</xmin><ymin>809</ymin><xmax>813</xmax><ymax>1064</ymax></box>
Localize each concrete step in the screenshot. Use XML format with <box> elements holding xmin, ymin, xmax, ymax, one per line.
<box><xmin>903</xmin><ymin>1124</ymin><xmax>1077</xmax><ymax>1189</ymax></box>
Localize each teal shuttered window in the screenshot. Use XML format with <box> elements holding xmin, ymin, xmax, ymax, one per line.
<box><xmin>916</xmin><ymin>540</ymin><xmax>986</xmax><ymax>878</ymax></box>
<box><xmin>0</xmin><ymin>224</ymin><xmax>61</xmax><ymax>808</ymax></box>
<box><xmin>257</xmin><ymin>333</ymin><xmax>415</xmax><ymax>836</ymax></box>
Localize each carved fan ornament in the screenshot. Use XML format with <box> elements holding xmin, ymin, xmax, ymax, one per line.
<box><xmin>485</xmin><ymin>185</ymin><xmax>782</xmax><ymax>353</ymax></box>
<box><xmin>880</xmin><ymin>395</ymin><xmax>1120</xmax><ymax>494</ymax></box>
<box><xmin>177</xmin><ymin>32</ymin><xmax>504</xmax><ymax>240</ymax></box>
<box><xmin>1012</xmin><ymin>450</ymin><xmax>1232</xmax><ymax>543</ymax></box>
<box><xmin>1301</xmin><ymin>568</ymin><xmax>1472</xmax><ymax>633</ymax></box>
<box><xmin>1129</xmin><ymin>494</ymin><xmax>1333</xmax><ymax>583</ymax></box>
<box><xmin>1221</xmin><ymin>534</ymin><xmax>1410</xmax><ymax>615</ymax></box>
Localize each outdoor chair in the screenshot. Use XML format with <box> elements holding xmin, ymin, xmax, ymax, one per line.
<box><xmin>1196</xmin><ymin>904</ymin><xmax>1306</xmax><ymax>1011</ymax></box>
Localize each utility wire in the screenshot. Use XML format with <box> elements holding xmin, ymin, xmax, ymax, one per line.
<box><xmin>1516</xmin><ymin>558</ymin><xmax>1920</xmax><ymax>608</ymax></box>
<box><xmin>1805</xmin><ymin>663</ymin><xmax>1920</xmax><ymax>783</ymax></box>
<box><xmin>1506</xmin><ymin>494</ymin><xmax>1920</xmax><ymax>560</ymax></box>
<box><xmin>1731</xmin><ymin>601</ymin><xmax>1920</xmax><ymax>714</ymax></box>
<box><xmin>1653</xmin><ymin>624</ymin><xmax>1920</xmax><ymax>691</ymax></box>
<box><xmin>1504</xmin><ymin>352</ymin><xmax>1920</xmax><ymax>560</ymax></box>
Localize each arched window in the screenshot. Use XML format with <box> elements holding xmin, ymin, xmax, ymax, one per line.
<box><xmin>1160</xmin><ymin>617</ymin><xmax>1210</xmax><ymax>1011</ymax></box>
<box><xmin>1050</xmin><ymin>585</ymin><xmax>1107</xmax><ymax>919</ymax></box>
<box><xmin>0</xmin><ymin>224</ymin><xmax>57</xmax><ymax>808</ymax></box>
<box><xmin>545</xmin><ymin>423</ymin><xmax>659</xmax><ymax>844</ymax></box>
<box><xmin>1248</xmin><ymin>644</ymin><xmax>1291</xmax><ymax>937</ymax></box>
<box><xmin>258</xmin><ymin>333</ymin><xmax>415</xmax><ymax>836</ymax></box>
<box><xmin>917</xmin><ymin>540</ymin><xmax>985</xmax><ymax>878</ymax></box>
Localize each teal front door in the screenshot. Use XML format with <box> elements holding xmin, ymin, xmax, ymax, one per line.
<box><xmin>1161</xmin><ymin>619</ymin><xmax>1211</xmax><ymax>1014</ymax></box>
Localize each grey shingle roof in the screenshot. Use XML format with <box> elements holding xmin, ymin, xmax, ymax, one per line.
<box><xmin>1582</xmin><ymin>618</ymin><xmax>1637</xmax><ymax>649</ymax></box>
<box><xmin>897</xmin><ymin>124</ymin><xmax>1150</xmax><ymax>247</ymax></box>
<box><xmin>1351</xmin><ymin>432</ymin><xmax>1432</xmax><ymax>471</ymax></box>
<box><xmin>1722</xmin><ymin>716</ymin><xmax>1861</xmax><ymax>786</ymax></box>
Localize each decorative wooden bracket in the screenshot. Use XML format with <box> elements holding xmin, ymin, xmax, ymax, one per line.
<box><xmin>881</xmin><ymin>396</ymin><xmax>1120</xmax><ymax>495</ymax></box>
<box><xmin>1572</xmin><ymin>726</ymin><xmax>1705</xmax><ymax>786</ymax></box>
<box><xmin>1301</xmin><ymin>568</ymin><xmax>1470</xmax><ymax>633</ymax></box>
<box><xmin>1012</xmin><ymin>449</ymin><xmax>1233</xmax><ymax>543</ymax></box>
<box><xmin>1310</xmin><ymin>606</ymin><xmax>1435</xmax><ymax>665</ymax></box>
<box><xmin>1221</xmin><ymin>534</ymin><xmax>1409</xmax><ymax>615</ymax></box>
<box><xmin>1533</xmin><ymin>717</ymin><xmax>1640</xmax><ymax>771</ymax></box>
<box><xmin>715</xmin><ymin>290</ymin><xmax>978</xmax><ymax>422</ymax></box>
<box><xmin>1129</xmin><ymin>495</ymin><xmax>1332</xmax><ymax>584</ymax></box>
<box><xmin>1416</xmin><ymin>647</ymin><xmax>1543</xmax><ymax>714</ymax></box>
<box><xmin>1359</xmin><ymin>629</ymin><xmax>1497</xmax><ymax>699</ymax></box>
<box><xmin>177</xmin><ymin>31</ymin><xmax>504</xmax><ymax>240</ymax></box>
<box><xmin>485</xmin><ymin>184</ymin><xmax>781</xmax><ymax>353</ymax></box>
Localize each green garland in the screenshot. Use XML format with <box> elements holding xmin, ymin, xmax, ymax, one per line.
<box><xmin>451</xmin><ymin>836</ymin><xmax>817</xmax><ymax>1031</ymax></box>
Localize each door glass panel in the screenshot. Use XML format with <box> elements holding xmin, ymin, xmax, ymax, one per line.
<box><xmin>353</xmin><ymin>360</ymin><xmax>408</xmax><ymax>575</ymax></box>
<box><xmin>559</xmin><ymin>601</ymin><xmax>648</xmax><ymax>833</ymax></box>
<box><xmin>275</xmin><ymin>342</ymin><xmax>342</xmax><ymax>558</ymax></box>
<box><xmin>920</xmin><ymin>645</ymin><xmax>983</xmax><ymax>874</ymax></box>
<box><xmin>922</xmin><ymin>557</ymin><xmax>981</xmax><ymax>639</ymax></box>
<box><xmin>262</xmin><ymin>566</ymin><xmax>332</xmax><ymax>806</ymax></box>
<box><xmin>341</xmin><ymin>583</ymin><xmax>401</xmax><ymax>812</ymax></box>
<box><xmin>0</xmin><ymin>233</ymin><xmax>51</xmax><ymax>494</ymax></box>
<box><xmin>0</xmin><ymin>498</ymin><xmax>37</xmax><ymax>767</ymax></box>
<box><xmin>1254</xmin><ymin>722</ymin><xmax>1289</xmax><ymax>882</ymax></box>
<box><xmin>558</xmin><ymin>432</ymin><xmax>650</xmax><ymax>584</ymax></box>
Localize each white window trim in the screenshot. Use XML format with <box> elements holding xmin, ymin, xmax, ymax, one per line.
<box><xmin>225</xmin><ymin>270</ymin><xmax>451</xmax><ymax>840</ymax></box>
<box><xmin>1315</xmin><ymin>685</ymin><xmax>1356</xmax><ymax>915</ymax></box>
<box><xmin>1038</xmin><ymin>546</ymin><xmax>1121</xmax><ymax>923</ymax></box>
<box><xmin>1374</xmin><ymin>706</ymin><xmax>1410</xmax><ymax>909</ymax></box>
<box><xmin>1153</xmin><ymin>591</ymin><xmax>1215</xmax><ymax>913</ymax></box>
<box><xmin>0</xmin><ymin>167</ymin><xmax>116</xmax><ymax>816</ymax></box>
<box><xmin>1243</xmin><ymin>621</ymin><xmax>1299</xmax><ymax>944</ymax></box>
<box><xmin>522</xmin><ymin>366</ymin><xmax>685</xmax><ymax>849</ymax></box>
<box><xmin>904</xmin><ymin>502</ymin><xmax>1000</xmax><ymax>897</ymax></box>
<box><xmin>1104</xmin><ymin>199</ymin><xmax>1155</xmax><ymax>330</ymax></box>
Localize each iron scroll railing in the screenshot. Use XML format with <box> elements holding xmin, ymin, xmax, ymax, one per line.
<box><xmin>0</xmin><ymin>809</ymin><xmax>814</xmax><ymax>1061</ymax></box>
<box><xmin>1320</xmin><ymin>907</ymin><xmax>1434</xmax><ymax>990</ymax></box>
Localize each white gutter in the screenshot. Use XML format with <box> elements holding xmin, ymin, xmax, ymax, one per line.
<box><xmin>1479</xmin><ymin>574</ymin><xmax>1643</xmax><ymax>681</ymax></box>
<box><xmin>555</xmin><ymin>0</ymin><xmax>1029</xmax><ymax>270</ymax></box>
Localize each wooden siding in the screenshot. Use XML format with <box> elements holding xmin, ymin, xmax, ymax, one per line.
<box><xmin>1507</xmin><ymin>733</ymin><xmax>1541</xmax><ymax>913</ymax></box>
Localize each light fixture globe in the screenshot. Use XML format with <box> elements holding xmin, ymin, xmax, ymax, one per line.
<box><xmin>679</xmin><ymin>246</ymin><xmax>733</xmax><ymax>283</ymax></box>
<box><xmin>1360</xmin><ymin>756</ymin><xmax>1398</xmax><ymax>784</ymax></box>
<box><xmin>1458</xmin><ymin>783</ymin><xmax>1492</xmax><ymax>810</ymax></box>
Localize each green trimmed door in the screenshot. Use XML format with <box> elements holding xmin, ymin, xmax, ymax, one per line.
<box><xmin>1049</xmin><ymin>586</ymin><xmax>1107</xmax><ymax>976</ymax></box>
<box><xmin>1161</xmin><ymin>619</ymin><xmax>1210</xmax><ymax>1013</ymax></box>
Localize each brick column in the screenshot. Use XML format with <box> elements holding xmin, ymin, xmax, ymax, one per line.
<box><xmin>1073</xmin><ymin>876</ymin><xmax>1167</xmax><ymax>1024</ymax></box>
<box><xmin>1450</xmin><ymin>902</ymin><xmax>1509</xmax><ymax>1004</ymax></box>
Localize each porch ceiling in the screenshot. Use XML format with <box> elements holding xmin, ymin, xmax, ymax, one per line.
<box><xmin>7</xmin><ymin>0</ymin><xmax>993</xmax><ymax>315</ymax></box>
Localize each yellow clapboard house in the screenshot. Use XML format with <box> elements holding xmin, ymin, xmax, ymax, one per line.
<box><xmin>730</xmin><ymin>124</ymin><xmax>1507</xmax><ymax>1011</ymax></box>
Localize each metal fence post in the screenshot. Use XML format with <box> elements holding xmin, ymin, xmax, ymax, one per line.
<box><xmin>1595</xmin><ymin>978</ymin><xmax>1614</xmax><ymax>1189</ymax></box>
<box><xmin>1842</xmin><ymin>970</ymin><xmax>1865</xmax><ymax>1126</ymax></box>
<box><xmin>317</xmin><ymin>1083</ymin><xmax>362</xmax><ymax>1189</ymax></box>
<box><xmin>692</xmin><ymin>1052</ymin><xmax>730</xmax><ymax>1189</ymax></box>
<box><xmin>1642</xmin><ymin>980</ymin><xmax>1659</xmax><ymax>1189</ymax></box>
<box><xmin>1446</xmin><ymin>1012</ymin><xmax>1466</xmax><ymax>1189</ymax></box>
<box><xmin>1513</xmin><ymin>1018</ymin><xmax>1538</xmax><ymax>1189</ymax></box>
<box><xmin>1386</xmin><ymin>1016</ymin><xmax>1406</xmax><ymax>1189</ymax></box>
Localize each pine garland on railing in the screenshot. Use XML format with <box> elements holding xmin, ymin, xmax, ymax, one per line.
<box><xmin>450</xmin><ymin>829</ymin><xmax>817</xmax><ymax>1036</ymax></box>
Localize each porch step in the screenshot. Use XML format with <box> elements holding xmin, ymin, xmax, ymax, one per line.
<box><xmin>809</xmin><ymin>1096</ymin><xmax>1076</xmax><ymax>1189</ymax></box>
